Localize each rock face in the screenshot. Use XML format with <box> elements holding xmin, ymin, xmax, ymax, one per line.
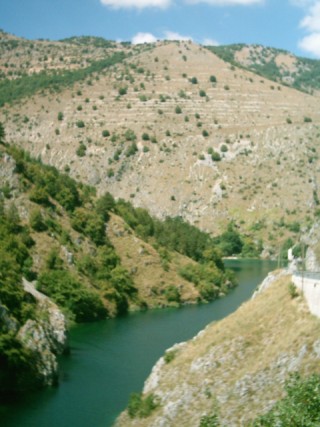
<box><xmin>17</xmin><ymin>279</ymin><xmax>68</xmax><ymax>386</ymax></box>
<box><xmin>303</xmin><ymin>222</ymin><xmax>320</xmax><ymax>272</ymax></box>
<box><xmin>116</xmin><ymin>273</ymin><xmax>320</xmax><ymax>426</ymax></box>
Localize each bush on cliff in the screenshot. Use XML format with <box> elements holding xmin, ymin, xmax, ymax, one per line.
<box><xmin>253</xmin><ymin>373</ymin><xmax>320</xmax><ymax>426</ymax></box>
<box><xmin>37</xmin><ymin>270</ymin><xmax>107</xmax><ymax>322</ymax></box>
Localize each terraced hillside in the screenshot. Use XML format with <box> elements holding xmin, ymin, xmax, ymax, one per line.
<box><xmin>1</xmin><ymin>33</ymin><xmax>320</xmax><ymax>255</ymax></box>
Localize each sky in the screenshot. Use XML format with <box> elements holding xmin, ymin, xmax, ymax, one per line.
<box><xmin>1</xmin><ymin>0</ymin><xmax>320</xmax><ymax>58</ymax></box>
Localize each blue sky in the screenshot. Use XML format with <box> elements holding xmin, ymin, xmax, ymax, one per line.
<box><xmin>1</xmin><ymin>0</ymin><xmax>320</xmax><ymax>58</ymax></box>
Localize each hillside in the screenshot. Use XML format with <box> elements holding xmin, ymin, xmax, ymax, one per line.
<box><xmin>0</xmin><ymin>133</ymin><xmax>233</xmax><ymax>399</ymax></box>
<box><xmin>0</xmin><ymin>32</ymin><xmax>319</xmax><ymax>256</ymax></box>
<box><xmin>116</xmin><ymin>272</ymin><xmax>320</xmax><ymax>426</ymax></box>
<box><xmin>208</xmin><ymin>43</ymin><xmax>320</xmax><ymax>95</ymax></box>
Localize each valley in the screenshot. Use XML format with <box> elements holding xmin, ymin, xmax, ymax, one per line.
<box><xmin>1</xmin><ymin>29</ymin><xmax>320</xmax><ymax>426</ymax></box>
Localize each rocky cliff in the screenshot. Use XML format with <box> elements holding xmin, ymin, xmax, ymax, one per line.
<box><xmin>0</xmin><ymin>281</ymin><xmax>68</xmax><ymax>395</ymax></box>
<box><xmin>17</xmin><ymin>279</ymin><xmax>68</xmax><ymax>386</ymax></box>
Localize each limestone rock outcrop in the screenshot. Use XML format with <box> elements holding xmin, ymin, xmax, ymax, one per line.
<box><xmin>17</xmin><ymin>279</ymin><xmax>68</xmax><ymax>386</ymax></box>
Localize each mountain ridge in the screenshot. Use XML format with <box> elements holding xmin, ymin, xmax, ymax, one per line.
<box><xmin>1</xmin><ymin>33</ymin><xmax>319</xmax><ymax>256</ymax></box>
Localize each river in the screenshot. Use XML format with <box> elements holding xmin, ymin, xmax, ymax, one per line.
<box><xmin>2</xmin><ymin>259</ymin><xmax>276</xmax><ymax>427</ymax></box>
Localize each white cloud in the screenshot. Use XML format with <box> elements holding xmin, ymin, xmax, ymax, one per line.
<box><xmin>131</xmin><ymin>30</ymin><xmax>192</xmax><ymax>44</ymax></box>
<box><xmin>164</xmin><ymin>30</ymin><xmax>192</xmax><ymax>41</ymax></box>
<box><xmin>202</xmin><ymin>37</ymin><xmax>219</xmax><ymax>45</ymax></box>
<box><xmin>298</xmin><ymin>32</ymin><xmax>320</xmax><ymax>55</ymax></box>
<box><xmin>100</xmin><ymin>0</ymin><xmax>172</xmax><ymax>9</ymax></box>
<box><xmin>185</xmin><ymin>0</ymin><xmax>263</xmax><ymax>5</ymax></box>
<box><xmin>132</xmin><ymin>32</ymin><xmax>158</xmax><ymax>44</ymax></box>
<box><xmin>300</xmin><ymin>1</ymin><xmax>320</xmax><ymax>31</ymax></box>
<box><xmin>294</xmin><ymin>0</ymin><xmax>320</xmax><ymax>57</ymax></box>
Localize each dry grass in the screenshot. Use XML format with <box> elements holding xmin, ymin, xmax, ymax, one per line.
<box><xmin>117</xmin><ymin>274</ymin><xmax>320</xmax><ymax>426</ymax></box>
<box><xmin>107</xmin><ymin>214</ymin><xmax>199</xmax><ymax>308</ymax></box>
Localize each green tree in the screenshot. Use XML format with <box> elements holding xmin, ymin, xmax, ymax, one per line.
<box><xmin>95</xmin><ymin>192</ymin><xmax>114</xmax><ymax>220</ymax></box>
<box><xmin>211</xmin><ymin>151</ymin><xmax>221</xmax><ymax>161</ymax></box>
<box><xmin>214</xmin><ymin>223</ymin><xmax>243</xmax><ymax>256</ymax></box>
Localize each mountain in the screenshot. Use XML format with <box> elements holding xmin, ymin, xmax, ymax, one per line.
<box><xmin>116</xmin><ymin>271</ymin><xmax>320</xmax><ymax>426</ymax></box>
<box><xmin>1</xmin><ymin>32</ymin><xmax>320</xmax><ymax>257</ymax></box>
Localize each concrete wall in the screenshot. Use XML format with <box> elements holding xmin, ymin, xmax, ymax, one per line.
<box><xmin>292</xmin><ymin>273</ymin><xmax>320</xmax><ymax>318</ymax></box>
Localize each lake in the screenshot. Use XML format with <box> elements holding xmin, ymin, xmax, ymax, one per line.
<box><xmin>2</xmin><ymin>259</ymin><xmax>276</xmax><ymax>427</ymax></box>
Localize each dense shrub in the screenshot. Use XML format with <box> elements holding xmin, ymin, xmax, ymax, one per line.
<box><xmin>76</xmin><ymin>120</ymin><xmax>85</xmax><ymax>128</ymax></box>
<box><xmin>37</xmin><ymin>270</ymin><xmax>107</xmax><ymax>322</ymax></box>
<box><xmin>211</xmin><ymin>151</ymin><xmax>221</xmax><ymax>161</ymax></box>
<box><xmin>179</xmin><ymin>263</ymin><xmax>222</xmax><ymax>300</ymax></box>
<box><xmin>71</xmin><ymin>207</ymin><xmax>106</xmax><ymax>245</ymax></box>
<box><xmin>118</xmin><ymin>86</ymin><xmax>127</xmax><ymax>95</ymax></box>
<box><xmin>127</xmin><ymin>393</ymin><xmax>158</xmax><ymax>418</ymax></box>
<box><xmin>142</xmin><ymin>132</ymin><xmax>150</xmax><ymax>141</ymax></box>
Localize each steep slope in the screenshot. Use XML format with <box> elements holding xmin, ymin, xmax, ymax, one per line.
<box><xmin>0</xmin><ymin>135</ymin><xmax>234</xmax><ymax>397</ymax></box>
<box><xmin>116</xmin><ymin>272</ymin><xmax>320</xmax><ymax>426</ymax></box>
<box><xmin>1</xmin><ymin>37</ymin><xmax>319</xmax><ymax>254</ymax></box>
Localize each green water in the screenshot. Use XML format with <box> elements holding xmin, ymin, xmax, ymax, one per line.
<box><xmin>2</xmin><ymin>259</ymin><xmax>276</xmax><ymax>427</ymax></box>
